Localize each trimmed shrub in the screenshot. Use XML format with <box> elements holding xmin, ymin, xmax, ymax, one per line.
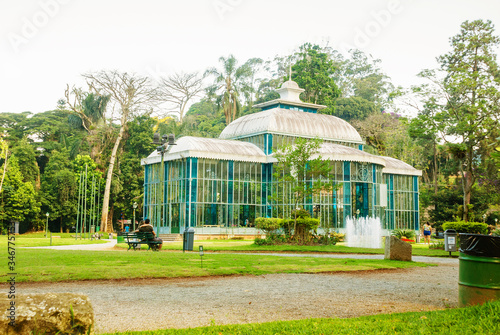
<box><xmin>442</xmin><ymin>221</ymin><xmax>488</xmax><ymax>234</ymax></box>
<box><xmin>253</xmin><ymin>237</ymin><xmax>267</xmax><ymax>245</ymax></box>
<box><xmin>296</xmin><ymin>217</ymin><xmax>320</xmax><ymax>231</ymax></box>
<box><xmin>255</xmin><ymin>217</ymin><xmax>283</xmax><ymax>234</ymax></box>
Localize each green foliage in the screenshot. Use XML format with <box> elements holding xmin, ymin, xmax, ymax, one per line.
<box><xmin>183</xmin><ymin>100</ymin><xmax>226</xmax><ymax>138</ymax></box>
<box><xmin>442</xmin><ymin>221</ymin><xmax>488</xmax><ymax>234</ymax></box>
<box><xmin>312</xmin><ymin>234</ymin><xmax>338</xmax><ymax>245</ymax></box>
<box><xmin>291</xmin><ymin>208</ymin><xmax>311</xmax><ymax>219</ymax></box>
<box><xmin>420</xmin><ymin>20</ymin><xmax>500</xmax><ymax>221</ymax></box>
<box><xmin>492</xmin><ymin>229</ymin><xmax>500</xmax><ymax>237</ymax></box>
<box><xmin>255</xmin><ymin>217</ymin><xmax>283</xmax><ymax>234</ymax></box>
<box><xmin>292</xmin><ymin>43</ymin><xmax>340</xmax><ymax>114</ymax></box>
<box><xmin>334</xmin><ymin>96</ymin><xmax>378</xmax><ymax>122</ymax></box>
<box><xmin>429</xmin><ymin>240</ymin><xmax>445</xmax><ymax>250</ymax></box>
<box><xmin>429</xmin><ymin>185</ymin><xmax>463</xmax><ymax>227</ymax></box>
<box><xmin>351</xmin><ymin>112</ymin><xmax>399</xmax><ymax>155</ymax></box>
<box><xmin>391</xmin><ymin>229</ymin><xmax>416</xmax><ymax>239</ymax></box>
<box><xmin>253</xmin><ymin>234</ymin><xmax>287</xmax><ymax>246</ymax></box>
<box><xmin>10</xmin><ymin>137</ymin><xmax>40</xmax><ymax>187</ymax></box>
<box><xmin>332</xmin><ymin>49</ymin><xmax>395</xmax><ymax>109</ymax></box>
<box><xmin>0</xmin><ymin>112</ymin><xmax>32</xmax><ymax>141</ymax></box>
<box><xmin>296</xmin><ymin>217</ymin><xmax>320</xmax><ymax>231</ymax></box>
<box><xmin>272</xmin><ymin>138</ymin><xmax>333</xmax><ymax>211</ymax></box>
<box><xmin>41</xmin><ymin>150</ymin><xmax>78</xmax><ymax>232</ymax></box>
<box><xmin>205</xmin><ymin>55</ymin><xmax>251</xmax><ymax>125</ymax></box>
<box><xmin>0</xmin><ymin>155</ymin><xmax>40</xmax><ymax>231</ymax></box>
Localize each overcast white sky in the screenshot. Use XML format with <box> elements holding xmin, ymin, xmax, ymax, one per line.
<box><xmin>1</xmin><ymin>0</ymin><xmax>500</xmax><ymax>115</ymax></box>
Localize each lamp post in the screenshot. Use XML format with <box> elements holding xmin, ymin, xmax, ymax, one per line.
<box><xmin>356</xmin><ymin>209</ymin><xmax>360</xmax><ymax>218</ymax></box>
<box><xmin>45</xmin><ymin>212</ymin><xmax>49</xmax><ymax>238</ymax></box>
<box><xmin>133</xmin><ymin>202</ymin><xmax>138</xmax><ymax>231</ymax></box>
<box><xmin>152</xmin><ymin>133</ymin><xmax>176</xmax><ymax>232</ymax></box>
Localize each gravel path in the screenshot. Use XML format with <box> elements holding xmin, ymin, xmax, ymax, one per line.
<box><xmin>19</xmin><ymin>255</ymin><xmax>459</xmax><ymax>334</ymax></box>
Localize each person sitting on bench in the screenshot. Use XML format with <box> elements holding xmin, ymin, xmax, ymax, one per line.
<box><xmin>135</xmin><ymin>219</ymin><xmax>163</xmax><ymax>250</ymax></box>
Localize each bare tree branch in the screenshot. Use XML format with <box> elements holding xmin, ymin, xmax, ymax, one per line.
<box><xmin>158</xmin><ymin>72</ymin><xmax>204</xmax><ymax>122</ymax></box>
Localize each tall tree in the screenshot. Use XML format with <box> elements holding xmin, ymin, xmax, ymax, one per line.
<box><xmin>83</xmin><ymin>70</ymin><xmax>161</xmax><ymax>232</ymax></box>
<box><xmin>351</xmin><ymin>112</ymin><xmax>399</xmax><ymax>154</ymax></box>
<box><xmin>10</xmin><ymin>138</ymin><xmax>40</xmax><ymax>188</ymax></box>
<box><xmin>271</xmin><ymin>138</ymin><xmax>333</xmax><ymax>239</ymax></box>
<box><xmin>0</xmin><ymin>155</ymin><xmax>39</xmax><ymax>233</ymax></box>
<box><xmin>112</xmin><ymin>115</ymin><xmax>156</xmax><ymax>225</ymax></box>
<box><xmin>291</xmin><ymin>44</ymin><xmax>340</xmax><ymax>114</ymax></box>
<box><xmin>241</xmin><ymin>57</ymin><xmax>263</xmax><ymax>109</ymax></box>
<box><xmin>331</xmin><ymin>49</ymin><xmax>394</xmax><ymax>107</ymax></box>
<box><xmin>159</xmin><ymin>72</ymin><xmax>204</xmax><ymax>123</ymax></box>
<box><xmin>205</xmin><ymin>55</ymin><xmax>251</xmax><ymax>124</ymax></box>
<box><xmin>420</xmin><ymin>20</ymin><xmax>500</xmax><ymax>221</ymax></box>
<box><xmin>41</xmin><ymin>150</ymin><xmax>77</xmax><ymax>233</ymax></box>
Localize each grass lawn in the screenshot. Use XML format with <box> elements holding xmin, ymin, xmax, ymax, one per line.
<box><xmin>2</xmin><ymin>249</ymin><xmax>429</xmax><ymax>283</ymax></box>
<box><xmin>0</xmin><ymin>233</ymin><xmax>109</xmax><ymax>248</ymax></box>
<box><xmin>124</xmin><ymin>239</ymin><xmax>458</xmax><ymax>257</ymax></box>
<box><xmin>102</xmin><ymin>300</ymin><xmax>500</xmax><ymax>335</ymax></box>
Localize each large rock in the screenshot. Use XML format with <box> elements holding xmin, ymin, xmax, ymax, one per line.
<box><xmin>0</xmin><ymin>293</ymin><xmax>94</xmax><ymax>335</ymax></box>
<box><xmin>384</xmin><ymin>235</ymin><xmax>412</xmax><ymax>261</ymax></box>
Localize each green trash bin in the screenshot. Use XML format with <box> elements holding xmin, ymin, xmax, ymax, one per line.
<box><xmin>459</xmin><ymin>233</ymin><xmax>500</xmax><ymax>307</ymax></box>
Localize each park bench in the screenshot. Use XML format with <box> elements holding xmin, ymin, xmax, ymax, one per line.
<box><xmin>122</xmin><ymin>232</ymin><xmax>161</xmax><ymax>251</ymax></box>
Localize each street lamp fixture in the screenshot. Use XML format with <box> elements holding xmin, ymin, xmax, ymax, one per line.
<box><xmin>356</xmin><ymin>209</ymin><xmax>360</xmax><ymax>218</ymax></box>
<box><xmin>45</xmin><ymin>212</ymin><xmax>49</xmax><ymax>238</ymax></box>
<box><xmin>133</xmin><ymin>201</ymin><xmax>138</xmax><ymax>231</ymax></box>
<box><xmin>152</xmin><ymin>133</ymin><xmax>176</xmax><ymax>231</ymax></box>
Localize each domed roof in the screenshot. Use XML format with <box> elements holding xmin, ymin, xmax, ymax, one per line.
<box><xmin>276</xmin><ymin>80</ymin><xmax>304</xmax><ymax>102</ymax></box>
<box><xmin>219</xmin><ymin>108</ymin><xmax>364</xmax><ymax>144</ymax></box>
<box><xmin>280</xmin><ymin>80</ymin><xmax>300</xmax><ymax>89</ymax></box>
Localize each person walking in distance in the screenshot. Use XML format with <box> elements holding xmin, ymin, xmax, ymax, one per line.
<box><xmin>422</xmin><ymin>222</ymin><xmax>432</xmax><ymax>245</ymax></box>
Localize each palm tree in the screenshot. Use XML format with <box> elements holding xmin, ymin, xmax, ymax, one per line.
<box><xmin>65</xmin><ymin>86</ymin><xmax>110</xmax><ymax>132</ymax></box>
<box><xmin>205</xmin><ymin>55</ymin><xmax>251</xmax><ymax>124</ymax></box>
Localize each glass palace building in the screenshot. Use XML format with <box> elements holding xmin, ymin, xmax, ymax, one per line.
<box><xmin>141</xmin><ymin>81</ymin><xmax>421</xmax><ymax>235</ymax></box>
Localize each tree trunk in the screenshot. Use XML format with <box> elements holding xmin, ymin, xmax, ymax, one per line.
<box><xmin>101</xmin><ymin>118</ymin><xmax>127</xmax><ymax>232</ymax></box>
<box><xmin>0</xmin><ymin>150</ymin><xmax>7</xmax><ymax>194</ymax></box>
<box><xmin>462</xmin><ymin>147</ymin><xmax>474</xmax><ymax>222</ymax></box>
<box><xmin>433</xmin><ymin>142</ymin><xmax>438</xmax><ymax>195</ymax></box>
<box><xmin>60</xmin><ymin>216</ymin><xmax>63</xmax><ymax>233</ymax></box>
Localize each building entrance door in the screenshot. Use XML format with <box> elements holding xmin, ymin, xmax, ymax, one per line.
<box><xmin>171</xmin><ymin>204</ymin><xmax>180</xmax><ymax>234</ymax></box>
<box><xmin>353</xmin><ymin>182</ymin><xmax>369</xmax><ymax>217</ymax></box>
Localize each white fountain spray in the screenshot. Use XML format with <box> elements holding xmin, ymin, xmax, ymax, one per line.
<box><xmin>346</xmin><ymin>216</ymin><xmax>383</xmax><ymax>248</ymax></box>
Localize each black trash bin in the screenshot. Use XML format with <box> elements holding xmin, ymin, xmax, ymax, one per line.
<box><xmin>183</xmin><ymin>227</ymin><xmax>195</xmax><ymax>251</ymax></box>
<box><xmin>459</xmin><ymin>233</ymin><xmax>500</xmax><ymax>307</ymax></box>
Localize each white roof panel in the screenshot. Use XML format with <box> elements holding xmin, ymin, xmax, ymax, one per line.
<box><xmin>219</xmin><ymin>108</ymin><xmax>364</xmax><ymax>144</ymax></box>
<box><xmin>141</xmin><ymin>136</ymin><xmax>267</xmax><ymax>165</ymax></box>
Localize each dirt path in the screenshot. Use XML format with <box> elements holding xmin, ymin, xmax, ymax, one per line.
<box><xmin>19</xmin><ymin>259</ymin><xmax>459</xmax><ymax>334</ymax></box>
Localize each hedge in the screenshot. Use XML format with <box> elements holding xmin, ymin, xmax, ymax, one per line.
<box><xmin>442</xmin><ymin>221</ymin><xmax>488</xmax><ymax>234</ymax></box>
